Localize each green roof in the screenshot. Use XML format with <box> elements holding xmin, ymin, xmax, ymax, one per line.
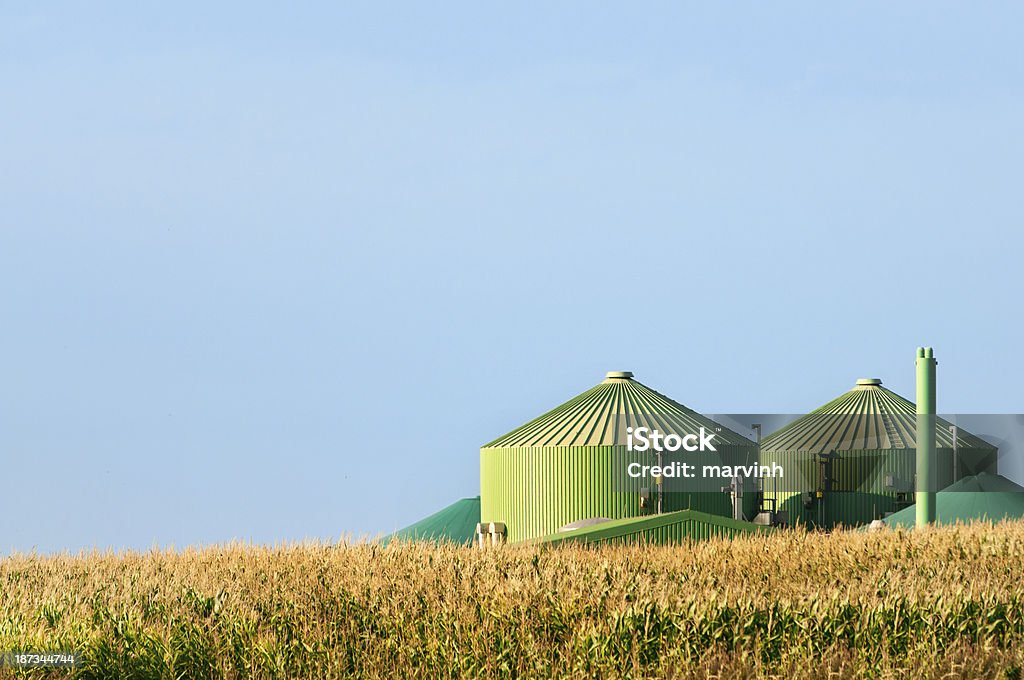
<box><xmin>484</xmin><ymin>371</ymin><xmax>754</xmax><ymax>448</ymax></box>
<box><xmin>943</xmin><ymin>473</ymin><xmax>1024</xmax><ymax>493</ymax></box>
<box><xmin>534</xmin><ymin>509</ymin><xmax>769</xmax><ymax>546</ymax></box>
<box><xmin>882</xmin><ymin>474</ymin><xmax>1024</xmax><ymax>528</ymax></box>
<box><xmin>761</xmin><ymin>378</ymin><xmax>996</xmax><ymax>453</ymax></box>
<box><xmin>385</xmin><ymin>497</ymin><xmax>480</xmax><ymax>545</ymax></box>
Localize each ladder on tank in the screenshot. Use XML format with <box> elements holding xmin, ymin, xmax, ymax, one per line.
<box><xmin>881</xmin><ymin>413</ymin><xmax>905</xmax><ymax>449</ymax></box>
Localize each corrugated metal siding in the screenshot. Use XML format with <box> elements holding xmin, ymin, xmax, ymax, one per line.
<box><xmin>771</xmin><ymin>491</ymin><xmax>908</xmax><ymax>529</ymax></box>
<box><xmin>480</xmin><ymin>372</ymin><xmax>759</xmax><ymax>544</ymax></box>
<box><xmin>758</xmin><ymin>378</ymin><xmax>998</xmax><ymax>529</ymax></box>
<box><xmin>760</xmin><ymin>448</ymin><xmax>910</xmax><ymax>528</ymax></box>
<box><xmin>761</xmin><ymin>446</ymin><xmax>991</xmax><ymax>528</ymax></box>
<box><xmin>538</xmin><ymin>511</ymin><xmax>769</xmax><ymax>546</ymax></box>
<box><xmin>481</xmin><ymin>445</ymin><xmax>638</xmax><ymax>544</ymax></box>
<box><xmin>481</xmin><ymin>444</ymin><xmax>755</xmax><ymax>543</ymax></box>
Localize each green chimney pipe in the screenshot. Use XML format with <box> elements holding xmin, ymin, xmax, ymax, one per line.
<box><xmin>915</xmin><ymin>347</ymin><xmax>937</xmax><ymax>527</ymax></box>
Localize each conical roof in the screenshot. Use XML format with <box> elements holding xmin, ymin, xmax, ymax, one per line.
<box><xmin>882</xmin><ymin>474</ymin><xmax>1024</xmax><ymax>527</ymax></box>
<box><xmin>761</xmin><ymin>378</ymin><xmax>996</xmax><ymax>453</ymax></box>
<box><xmin>944</xmin><ymin>472</ymin><xmax>1024</xmax><ymax>493</ymax></box>
<box><xmin>484</xmin><ymin>371</ymin><xmax>753</xmax><ymax>448</ymax></box>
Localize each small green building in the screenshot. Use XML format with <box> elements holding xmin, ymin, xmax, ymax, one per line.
<box><xmin>761</xmin><ymin>378</ymin><xmax>998</xmax><ymax>529</ymax></box>
<box><xmin>536</xmin><ymin>509</ymin><xmax>769</xmax><ymax>547</ymax></box>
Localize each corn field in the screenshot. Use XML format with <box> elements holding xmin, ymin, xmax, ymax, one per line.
<box><xmin>3</xmin><ymin>522</ymin><xmax>1024</xmax><ymax>679</ymax></box>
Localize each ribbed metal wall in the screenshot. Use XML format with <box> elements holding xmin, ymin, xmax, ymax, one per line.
<box><xmin>765</xmin><ymin>447</ymin><xmax>999</xmax><ymax>528</ymax></box>
<box><xmin>482</xmin><ymin>445</ymin><xmax>634</xmax><ymax>544</ymax></box>
<box><xmin>539</xmin><ymin>512</ymin><xmax>769</xmax><ymax>546</ymax></box>
<box><xmin>760</xmin><ymin>378</ymin><xmax>999</xmax><ymax>529</ymax></box>
<box><xmin>481</xmin><ymin>445</ymin><xmax>756</xmax><ymax>543</ymax></box>
<box><xmin>611</xmin><ymin>517</ymin><xmax>764</xmax><ymax>543</ymax></box>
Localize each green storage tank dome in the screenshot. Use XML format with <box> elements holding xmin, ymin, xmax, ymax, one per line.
<box><xmin>761</xmin><ymin>378</ymin><xmax>998</xmax><ymax>529</ymax></box>
<box><xmin>384</xmin><ymin>497</ymin><xmax>480</xmax><ymax>545</ymax></box>
<box><xmin>480</xmin><ymin>371</ymin><xmax>757</xmax><ymax>543</ymax></box>
<box><xmin>882</xmin><ymin>473</ymin><xmax>1024</xmax><ymax>528</ymax></box>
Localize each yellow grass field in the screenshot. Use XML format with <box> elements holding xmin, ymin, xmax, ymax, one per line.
<box><xmin>3</xmin><ymin>523</ymin><xmax>1024</xmax><ymax>679</ymax></box>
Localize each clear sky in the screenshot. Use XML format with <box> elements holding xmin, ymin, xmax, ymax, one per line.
<box><xmin>2</xmin><ymin>3</ymin><xmax>1023</xmax><ymax>553</ymax></box>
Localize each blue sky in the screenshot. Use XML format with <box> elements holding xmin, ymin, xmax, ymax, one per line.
<box><xmin>2</xmin><ymin>3</ymin><xmax>1023</xmax><ymax>553</ymax></box>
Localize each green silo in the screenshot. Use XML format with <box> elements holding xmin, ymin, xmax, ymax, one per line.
<box><xmin>480</xmin><ymin>371</ymin><xmax>758</xmax><ymax>544</ymax></box>
<box><xmin>761</xmin><ymin>378</ymin><xmax>998</xmax><ymax>529</ymax></box>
